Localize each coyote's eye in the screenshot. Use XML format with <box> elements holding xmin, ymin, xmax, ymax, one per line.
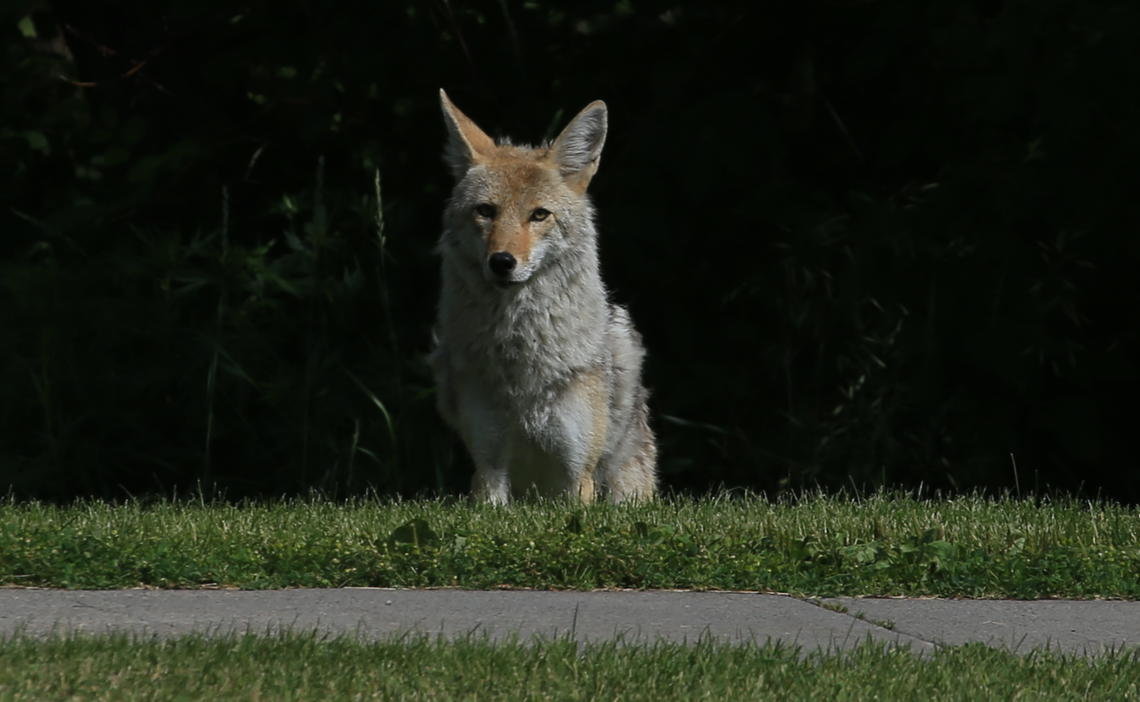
<box><xmin>474</xmin><ymin>203</ymin><xmax>497</xmax><ymax>219</ymax></box>
<box><xmin>529</xmin><ymin>208</ymin><xmax>551</xmax><ymax>222</ymax></box>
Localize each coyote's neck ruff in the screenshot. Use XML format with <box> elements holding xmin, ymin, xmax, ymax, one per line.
<box><xmin>430</xmin><ymin>90</ymin><xmax>657</xmax><ymax>504</ymax></box>
<box><xmin>438</xmin><ymin>199</ymin><xmax>607</xmax><ymax>413</ymax></box>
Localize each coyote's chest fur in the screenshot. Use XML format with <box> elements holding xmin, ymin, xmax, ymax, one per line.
<box><xmin>430</xmin><ymin>89</ymin><xmax>657</xmax><ymax>503</ymax></box>
<box><xmin>437</xmin><ymin>248</ymin><xmax>608</xmax><ymax>438</ymax></box>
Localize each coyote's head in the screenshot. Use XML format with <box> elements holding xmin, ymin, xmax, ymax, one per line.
<box><xmin>438</xmin><ymin>89</ymin><xmax>607</xmax><ymax>288</ymax></box>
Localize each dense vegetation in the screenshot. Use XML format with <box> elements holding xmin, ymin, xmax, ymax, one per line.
<box><xmin>3</xmin><ymin>2</ymin><xmax>1137</xmax><ymax>499</ymax></box>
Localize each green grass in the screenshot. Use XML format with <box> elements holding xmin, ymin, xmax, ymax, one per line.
<box><xmin>1</xmin><ymin>493</ymin><xmax>1137</xmax><ymax>597</ymax></box>
<box><xmin>0</xmin><ymin>633</ymin><xmax>1137</xmax><ymax>701</ymax></box>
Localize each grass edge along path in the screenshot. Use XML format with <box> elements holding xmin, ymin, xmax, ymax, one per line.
<box><xmin>0</xmin><ymin>633</ymin><xmax>1138</xmax><ymax>701</ymax></box>
<box><xmin>1</xmin><ymin>493</ymin><xmax>1137</xmax><ymax>598</ymax></box>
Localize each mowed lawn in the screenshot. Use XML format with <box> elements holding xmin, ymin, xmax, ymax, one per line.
<box><xmin>0</xmin><ymin>633</ymin><xmax>1136</xmax><ymax>702</ymax></box>
<box><xmin>1</xmin><ymin>493</ymin><xmax>1137</xmax><ymax>597</ymax></box>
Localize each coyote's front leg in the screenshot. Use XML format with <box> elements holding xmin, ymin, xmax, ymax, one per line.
<box><xmin>445</xmin><ymin>369</ymin><xmax>514</xmax><ymax>504</ymax></box>
<box><xmin>548</xmin><ymin>369</ymin><xmax>609</xmax><ymax>504</ymax></box>
<box><xmin>470</xmin><ymin>461</ymin><xmax>510</xmax><ymax>505</ymax></box>
<box><xmin>462</xmin><ymin>427</ymin><xmax>513</xmax><ymax>505</ymax></box>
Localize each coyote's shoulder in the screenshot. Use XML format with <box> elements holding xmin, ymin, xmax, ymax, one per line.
<box><xmin>430</xmin><ymin>89</ymin><xmax>656</xmax><ymax>503</ymax></box>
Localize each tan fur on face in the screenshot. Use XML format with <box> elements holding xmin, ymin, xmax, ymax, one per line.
<box><xmin>487</xmin><ymin>220</ymin><xmax>535</xmax><ymax>263</ymax></box>
<box><xmin>476</xmin><ymin>158</ymin><xmax>562</xmax><ymax>263</ymax></box>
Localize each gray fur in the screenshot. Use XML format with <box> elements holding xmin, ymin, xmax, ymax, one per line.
<box><xmin>431</xmin><ymin>91</ymin><xmax>657</xmax><ymax>503</ymax></box>
<box><xmin>551</xmin><ymin>101</ymin><xmax>607</xmax><ymax>181</ymax></box>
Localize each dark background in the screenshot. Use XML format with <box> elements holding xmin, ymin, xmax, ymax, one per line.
<box><xmin>3</xmin><ymin>1</ymin><xmax>1138</xmax><ymax>501</ymax></box>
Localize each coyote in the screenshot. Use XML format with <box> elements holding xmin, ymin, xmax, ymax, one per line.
<box><xmin>430</xmin><ymin>89</ymin><xmax>657</xmax><ymax>504</ymax></box>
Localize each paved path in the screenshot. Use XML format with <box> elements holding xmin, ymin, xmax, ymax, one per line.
<box><xmin>1</xmin><ymin>589</ymin><xmax>1136</xmax><ymax>656</ymax></box>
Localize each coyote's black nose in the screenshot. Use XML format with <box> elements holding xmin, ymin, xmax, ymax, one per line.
<box><xmin>488</xmin><ymin>252</ymin><xmax>517</xmax><ymax>277</ymax></box>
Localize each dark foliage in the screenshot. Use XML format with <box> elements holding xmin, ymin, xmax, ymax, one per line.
<box><xmin>3</xmin><ymin>1</ymin><xmax>1138</xmax><ymax>500</ymax></box>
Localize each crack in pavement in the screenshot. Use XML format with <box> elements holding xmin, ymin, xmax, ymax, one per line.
<box><xmin>803</xmin><ymin>598</ymin><xmax>940</xmax><ymax>650</ymax></box>
<box><xmin>823</xmin><ymin>597</ymin><xmax>1140</xmax><ymax>655</ymax></box>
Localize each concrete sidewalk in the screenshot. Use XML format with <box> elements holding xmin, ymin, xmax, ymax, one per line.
<box><xmin>1</xmin><ymin>589</ymin><xmax>1136</xmax><ymax>656</ymax></box>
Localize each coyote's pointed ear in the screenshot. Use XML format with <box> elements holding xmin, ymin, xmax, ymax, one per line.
<box><xmin>551</xmin><ymin>100</ymin><xmax>608</xmax><ymax>192</ymax></box>
<box><xmin>440</xmin><ymin>89</ymin><xmax>496</xmax><ymax>179</ymax></box>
